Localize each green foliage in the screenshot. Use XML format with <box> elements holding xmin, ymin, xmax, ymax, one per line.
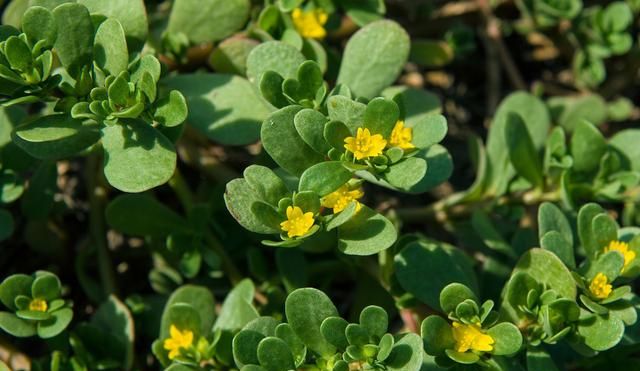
<box><xmin>2</xmin><ymin>1</ymin><xmax>640</xmax><ymax>371</ymax></box>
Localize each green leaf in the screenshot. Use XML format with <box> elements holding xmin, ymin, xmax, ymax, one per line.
<box><xmin>247</xmin><ymin>41</ymin><xmax>306</xmax><ymax>86</ymax></box>
<box><xmin>487</xmin><ymin>322</ymin><xmax>522</xmax><ymax>356</ymax></box>
<box><xmin>526</xmin><ymin>348</ymin><xmax>560</xmax><ymax>371</ymax></box>
<box><xmin>94</xmin><ymin>18</ymin><xmax>128</xmax><ymax>76</ymax></box>
<box><xmin>106</xmin><ymin>194</ymin><xmax>191</xmax><ymax>236</ymax></box>
<box><xmin>320</xmin><ymin>317</ymin><xmax>349</xmax><ymax>350</ymax></box>
<box><xmin>486</xmin><ymin>92</ymin><xmax>549</xmax><ymax>195</ymax></box>
<box><xmin>31</xmin><ymin>273</ymin><xmax>60</xmax><ymax>301</ymax></box>
<box><xmin>261</xmin><ymin>106</ymin><xmax>324</xmax><ymax>177</ymax></box>
<box><xmin>225</xmin><ymin>178</ymin><xmax>280</xmax><ymax>234</ymax></box>
<box><xmin>294</xmin><ymin>108</ymin><xmax>331</xmax><ymax>155</ymax></box>
<box><xmin>517</xmin><ymin>250</ymin><xmax>575</xmax><ymax>300</ymax></box>
<box><xmin>394</xmin><ymin>241</ymin><xmax>478</xmax><ymax>310</ymax></box>
<box><xmin>547</xmin><ymin>94</ymin><xmax>608</xmax><ymax>131</ymax></box>
<box><xmin>363</xmin><ymin>98</ymin><xmax>399</xmax><ymax>138</ymax></box>
<box><xmin>578</xmin><ymin>203</ymin><xmax>605</xmax><ymax>259</ymax></box>
<box><xmin>234</xmin><ymin>330</ymin><xmax>264</xmax><ymax>367</ymax></box>
<box><xmin>570</xmin><ymin>120</ymin><xmax>607</xmax><ymax>174</ymax></box>
<box><xmin>382</xmin><ymin>86</ymin><xmax>441</xmax><ymax>128</ymax></box>
<box><xmin>4</xmin><ymin>36</ymin><xmax>31</xmax><ymax>71</ymax></box>
<box><xmin>505</xmin><ymin>113</ymin><xmax>543</xmax><ymax>188</ymax></box>
<box><xmin>0</xmin><ymin>210</ymin><xmax>14</xmax><ymax>242</ymax></box>
<box><xmin>337</xmin><ymin>205</ymin><xmax>397</xmax><ymax>256</ymax></box>
<box><xmin>52</xmin><ymin>3</ymin><xmax>94</xmax><ymax>77</ymax></box>
<box><xmin>160</xmin><ymin>285</ymin><xmax>216</xmax><ymax>338</ymax></box>
<box><xmin>285</xmin><ymin>288</ymin><xmax>338</xmax><ymax>357</ymax></box>
<box><xmin>326</xmin><ymin>95</ymin><xmax>366</xmax><ymax>133</ymax></box>
<box><xmin>578</xmin><ymin>314</ymin><xmax>624</xmax><ymax>351</ymax></box>
<box><xmin>0</xmin><ymin>312</ymin><xmax>36</xmax><ymax>337</ymax></box>
<box><xmin>337</xmin><ymin>20</ymin><xmax>409</xmax><ymax>99</ymax></box>
<box><xmin>12</xmin><ymin>114</ymin><xmax>100</xmax><ymax>160</ymax></box>
<box><xmin>37</xmin><ymin>307</ymin><xmax>73</xmax><ymax>338</ymax></box>
<box><xmin>385</xmin><ymin>333</ymin><xmax>424</xmax><ymax>371</ymax></box>
<box><xmin>299</xmin><ymin>162</ymin><xmax>352</xmax><ymax>196</ymax></box>
<box><xmin>163</xmin><ymin>74</ymin><xmax>271</xmax><ymax>145</ymax></box>
<box><xmin>275</xmin><ymin>323</ymin><xmax>306</xmax><ymax>366</ymax></box>
<box><xmin>21</xmin><ymin>6</ymin><xmax>57</xmax><ymax>47</ymax></box>
<box><xmin>345</xmin><ymin>324</ymin><xmax>368</xmax><ymax>346</ymax></box>
<box><xmin>78</xmin><ymin>0</ymin><xmax>148</xmax><ymax>52</ymax></box>
<box><xmin>439</xmin><ymin>283</ymin><xmax>477</xmax><ymax>315</ymax></box>
<box><xmin>421</xmin><ymin>316</ymin><xmax>455</xmax><ymax>357</ymax></box>
<box><xmin>260</xmin><ymin>71</ymin><xmax>289</xmax><ymax>108</ymax></box>
<box><xmin>167</xmin><ymin>0</ymin><xmax>249</xmax><ymax>44</ymax></box>
<box><xmin>154</xmin><ymin>90</ymin><xmax>188</xmax><ymax>127</ymax></box>
<box><xmin>101</xmin><ymin>120</ymin><xmax>176</xmax><ymax>193</ymax></box>
<box><xmin>91</xmin><ymin>295</ymin><xmax>135</xmax><ymax>369</ymax></box>
<box><xmin>244</xmin><ymin>165</ymin><xmax>290</xmax><ymax>206</ymax></box>
<box><xmin>257</xmin><ymin>337</ymin><xmax>295</xmax><ymax>371</ymax></box>
<box><xmin>541</xmin><ymin>231</ymin><xmax>576</xmax><ymax>270</ymax></box>
<box><xmin>209</xmin><ymin>37</ymin><xmax>258</xmax><ymax>76</ymax></box>
<box><xmin>360</xmin><ymin>306</ymin><xmax>388</xmax><ymax>339</ymax></box>
<box><xmin>538</xmin><ymin>202</ymin><xmax>574</xmax><ymax>246</ymax></box>
<box><xmin>214</xmin><ymin>279</ymin><xmax>259</xmax><ymax>332</ymax></box>
<box><xmin>610</xmin><ymin>129</ymin><xmax>640</xmax><ymax>172</ymax></box>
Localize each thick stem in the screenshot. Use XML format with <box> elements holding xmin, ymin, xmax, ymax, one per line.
<box><xmin>86</xmin><ymin>153</ymin><xmax>117</xmax><ymax>297</ymax></box>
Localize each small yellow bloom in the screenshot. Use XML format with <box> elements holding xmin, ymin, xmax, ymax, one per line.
<box><xmin>291</xmin><ymin>8</ymin><xmax>328</xmax><ymax>40</ymax></box>
<box><xmin>589</xmin><ymin>273</ymin><xmax>612</xmax><ymax>300</ymax></box>
<box><xmin>452</xmin><ymin>322</ymin><xmax>494</xmax><ymax>353</ymax></box>
<box><xmin>388</xmin><ymin>120</ymin><xmax>415</xmax><ymax>150</ymax></box>
<box><xmin>321</xmin><ymin>184</ymin><xmax>364</xmax><ymax>213</ymax></box>
<box><xmin>29</xmin><ymin>298</ymin><xmax>47</xmax><ymax>312</ymax></box>
<box><xmin>280</xmin><ymin>206</ymin><xmax>315</xmax><ymax>238</ymax></box>
<box><xmin>344</xmin><ymin>128</ymin><xmax>387</xmax><ymax>160</ymax></box>
<box><xmin>604</xmin><ymin>240</ymin><xmax>635</xmax><ymax>271</ymax></box>
<box><xmin>163</xmin><ymin>325</ymin><xmax>194</xmax><ymax>360</ymax></box>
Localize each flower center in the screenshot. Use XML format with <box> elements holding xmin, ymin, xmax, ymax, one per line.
<box><xmin>452</xmin><ymin>322</ymin><xmax>494</xmax><ymax>353</ymax></box>
<box><xmin>344</xmin><ymin>128</ymin><xmax>387</xmax><ymax>160</ymax></box>
<box><xmin>163</xmin><ymin>325</ymin><xmax>194</xmax><ymax>360</ymax></box>
<box><xmin>292</xmin><ymin>8</ymin><xmax>328</xmax><ymax>40</ymax></box>
<box><xmin>321</xmin><ymin>184</ymin><xmax>364</xmax><ymax>213</ymax></box>
<box><xmin>280</xmin><ymin>206</ymin><xmax>315</xmax><ymax>238</ymax></box>
<box><xmin>29</xmin><ymin>298</ymin><xmax>47</xmax><ymax>312</ymax></box>
<box><xmin>388</xmin><ymin>120</ymin><xmax>415</xmax><ymax>150</ymax></box>
<box><xmin>589</xmin><ymin>272</ymin><xmax>612</xmax><ymax>299</ymax></box>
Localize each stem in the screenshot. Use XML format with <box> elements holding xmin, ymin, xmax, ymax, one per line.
<box><xmin>396</xmin><ymin>189</ymin><xmax>561</xmax><ymax>223</ymax></box>
<box><xmin>86</xmin><ymin>153</ymin><xmax>117</xmax><ymax>297</ymax></box>
<box><xmin>168</xmin><ymin>168</ymin><xmax>193</xmax><ymax>211</ymax></box>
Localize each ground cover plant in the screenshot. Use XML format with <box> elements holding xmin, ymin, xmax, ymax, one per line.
<box><xmin>0</xmin><ymin>0</ymin><xmax>639</xmax><ymax>370</ymax></box>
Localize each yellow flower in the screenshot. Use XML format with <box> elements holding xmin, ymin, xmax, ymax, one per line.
<box><xmin>344</xmin><ymin>128</ymin><xmax>387</xmax><ymax>160</ymax></box>
<box><xmin>292</xmin><ymin>8</ymin><xmax>328</xmax><ymax>40</ymax></box>
<box><xmin>280</xmin><ymin>206</ymin><xmax>315</xmax><ymax>238</ymax></box>
<box><xmin>321</xmin><ymin>184</ymin><xmax>364</xmax><ymax>213</ymax></box>
<box><xmin>29</xmin><ymin>298</ymin><xmax>47</xmax><ymax>312</ymax></box>
<box><xmin>163</xmin><ymin>325</ymin><xmax>194</xmax><ymax>360</ymax></box>
<box><xmin>388</xmin><ymin>120</ymin><xmax>415</xmax><ymax>150</ymax></box>
<box><xmin>452</xmin><ymin>322</ymin><xmax>494</xmax><ymax>353</ymax></box>
<box><xmin>589</xmin><ymin>273</ymin><xmax>612</xmax><ymax>300</ymax></box>
<box><xmin>604</xmin><ymin>240</ymin><xmax>635</xmax><ymax>271</ymax></box>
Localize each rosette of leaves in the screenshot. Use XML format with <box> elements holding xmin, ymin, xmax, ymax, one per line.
<box><xmin>528</xmin><ymin>0</ymin><xmax>583</xmax><ymax>27</ymax></box>
<box><xmin>232</xmin><ymin>288</ymin><xmax>423</xmax><ymax>371</ymax></box>
<box><xmin>422</xmin><ymin>283</ymin><xmax>522</xmax><ymax>368</ymax></box>
<box><xmin>153</xmin><ymin>280</ymin><xmax>260</xmax><ymax>368</ymax></box>
<box><xmin>0</xmin><ymin>6</ymin><xmax>61</xmax><ymax>106</ymax></box>
<box><xmin>11</xmin><ymin>4</ymin><xmax>188</xmax><ymax>193</ymax></box>
<box><xmin>0</xmin><ymin>271</ymin><xmax>73</xmax><ymax>339</ymax></box>
<box><xmin>259</xmin><ymin>91</ymin><xmax>449</xmax><ymax>194</ymax></box>
<box><xmin>573</xmin><ymin>2</ymin><xmax>633</xmax><ymax>87</ymax></box>
<box><xmin>224</xmin><ymin>165</ymin><xmax>397</xmax><ymax>255</ymax></box>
